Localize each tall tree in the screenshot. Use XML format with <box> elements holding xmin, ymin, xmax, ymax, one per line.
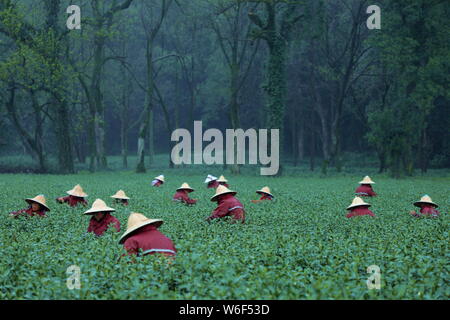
<box><xmin>209</xmin><ymin>0</ymin><xmax>260</xmax><ymax>174</ymax></box>
<box><xmin>135</xmin><ymin>0</ymin><xmax>173</xmax><ymax>173</ymax></box>
<box><xmin>247</xmin><ymin>0</ymin><xmax>304</xmax><ymax>175</ymax></box>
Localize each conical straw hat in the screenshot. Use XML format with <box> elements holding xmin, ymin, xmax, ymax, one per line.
<box><xmin>211</xmin><ymin>185</ymin><xmax>236</xmax><ymax>201</ymax></box>
<box><xmin>119</xmin><ymin>212</ymin><xmax>163</xmax><ymax>244</ymax></box>
<box><xmin>25</xmin><ymin>194</ymin><xmax>50</xmax><ymax>211</ymax></box>
<box><xmin>204</xmin><ymin>175</ymin><xmax>218</xmax><ymax>184</ymax></box>
<box><xmin>414</xmin><ymin>195</ymin><xmax>438</xmax><ymax>208</ymax></box>
<box><xmin>346</xmin><ymin>197</ymin><xmax>371</xmax><ymax>210</ymax></box>
<box><xmin>154</xmin><ymin>175</ymin><xmax>165</xmax><ymax>182</ymax></box>
<box><xmin>67</xmin><ymin>184</ymin><xmax>88</xmax><ymax>197</ymax></box>
<box><xmin>359</xmin><ymin>176</ymin><xmax>375</xmax><ymax>184</ymax></box>
<box><xmin>217</xmin><ymin>175</ymin><xmax>228</xmax><ymax>183</ymax></box>
<box><xmin>256</xmin><ymin>186</ymin><xmax>273</xmax><ymax>198</ymax></box>
<box><xmin>84</xmin><ymin>199</ymin><xmax>115</xmax><ymax>215</ymax></box>
<box><xmin>111</xmin><ymin>190</ymin><xmax>130</xmax><ymax>200</ymax></box>
<box><xmin>177</xmin><ymin>183</ymin><xmax>194</xmax><ymax>192</ymax></box>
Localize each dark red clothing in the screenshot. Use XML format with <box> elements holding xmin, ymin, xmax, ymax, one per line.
<box><xmin>10</xmin><ymin>207</ymin><xmax>47</xmax><ymax>218</ymax></box>
<box><xmin>218</xmin><ymin>182</ymin><xmax>229</xmax><ymax>188</ymax></box>
<box><xmin>87</xmin><ymin>213</ymin><xmax>120</xmax><ymax>237</ymax></box>
<box><xmin>207</xmin><ymin>180</ymin><xmax>219</xmax><ymax>189</ymax></box>
<box><xmin>173</xmin><ymin>190</ymin><xmax>197</xmax><ymax>205</ymax></box>
<box><xmin>258</xmin><ymin>194</ymin><xmax>273</xmax><ymax>201</ymax></box>
<box><xmin>411</xmin><ymin>205</ymin><xmax>440</xmax><ymax>218</ymax></box>
<box><xmin>355</xmin><ymin>184</ymin><xmax>377</xmax><ymax>197</ymax></box>
<box><xmin>58</xmin><ymin>195</ymin><xmax>87</xmax><ymax>207</ymax></box>
<box><xmin>153</xmin><ymin>180</ymin><xmax>163</xmax><ymax>187</ymax></box>
<box><xmin>346</xmin><ymin>206</ymin><xmax>375</xmax><ymax>218</ymax></box>
<box><xmin>208</xmin><ymin>194</ymin><xmax>245</xmax><ymax>223</ymax></box>
<box><xmin>123</xmin><ymin>224</ymin><xmax>177</xmax><ymax>257</ymax></box>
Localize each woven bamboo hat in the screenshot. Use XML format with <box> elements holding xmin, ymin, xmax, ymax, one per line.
<box><xmin>25</xmin><ymin>194</ymin><xmax>50</xmax><ymax>211</ymax></box>
<box><xmin>256</xmin><ymin>186</ymin><xmax>273</xmax><ymax>198</ymax></box>
<box><xmin>177</xmin><ymin>183</ymin><xmax>194</xmax><ymax>192</ymax></box>
<box><xmin>67</xmin><ymin>184</ymin><xmax>88</xmax><ymax>197</ymax></box>
<box><xmin>414</xmin><ymin>195</ymin><xmax>438</xmax><ymax>208</ymax></box>
<box><xmin>359</xmin><ymin>176</ymin><xmax>375</xmax><ymax>184</ymax></box>
<box><xmin>346</xmin><ymin>197</ymin><xmax>371</xmax><ymax>210</ymax></box>
<box><xmin>119</xmin><ymin>212</ymin><xmax>163</xmax><ymax>244</ymax></box>
<box><xmin>154</xmin><ymin>175</ymin><xmax>165</xmax><ymax>183</ymax></box>
<box><xmin>111</xmin><ymin>190</ymin><xmax>130</xmax><ymax>200</ymax></box>
<box><xmin>211</xmin><ymin>185</ymin><xmax>236</xmax><ymax>201</ymax></box>
<box><xmin>84</xmin><ymin>199</ymin><xmax>115</xmax><ymax>215</ymax></box>
<box><xmin>217</xmin><ymin>175</ymin><xmax>228</xmax><ymax>183</ymax></box>
<box><xmin>204</xmin><ymin>175</ymin><xmax>218</xmax><ymax>184</ymax></box>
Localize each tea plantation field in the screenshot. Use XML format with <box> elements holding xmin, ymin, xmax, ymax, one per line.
<box><xmin>0</xmin><ymin>172</ymin><xmax>448</xmax><ymax>299</ymax></box>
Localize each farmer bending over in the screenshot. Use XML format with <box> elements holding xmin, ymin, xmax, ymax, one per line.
<box><xmin>410</xmin><ymin>195</ymin><xmax>441</xmax><ymax>218</ymax></box>
<box><xmin>56</xmin><ymin>184</ymin><xmax>88</xmax><ymax>207</ymax></box>
<box><xmin>205</xmin><ymin>175</ymin><xmax>219</xmax><ymax>189</ymax></box>
<box><xmin>206</xmin><ymin>185</ymin><xmax>245</xmax><ymax>223</ymax></box>
<box><xmin>111</xmin><ymin>190</ymin><xmax>130</xmax><ymax>206</ymax></box>
<box><xmin>84</xmin><ymin>199</ymin><xmax>121</xmax><ymax>237</ymax></box>
<box><xmin>119</xmin><ymin>213</ymin><xmax>176</xmax><ymax>258</ymax></box>
<box><xmin>346</xmin><ymin>197</ymin><xmax>376</xmax><ymax>218</ymax></box>
<box><xmin>217</xmin><ymin>175</ymin><xmax>229</xmax><ymax>188</ymax></box>
<box><xmin>173</xmin><ymin>183</ymin><xmax>197</xmax><ymax>205</ymax></box>
<box><xmin>251</xmin><ymin>186</ymin><xmax>274</xmax><ymax>203</ymax></box>
<box><xmin>10</xmin><ymin>195</ymin><xmax>50</xmax><ymax>218</ymax></box>
<box><xmin>152</xmin><ymin>175</ymin><xmax>165</xmax><ymax>187</ymax></box>
<box><xmin>355</xmin><ymin>176</ymin><xmax>377</xmax><ymax>197</ymax></box>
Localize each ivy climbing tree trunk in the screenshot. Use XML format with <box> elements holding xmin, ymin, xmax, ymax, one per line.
<box><xmin>247</xmin><ymin>1</ymin><xmax>304</xmax><ymax>176</ymax></box>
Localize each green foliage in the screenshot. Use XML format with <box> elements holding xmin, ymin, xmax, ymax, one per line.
<box><xmin>0</xmin><ymin>172</ymin><xmax>448</xmax><ymax>299</ymax></box>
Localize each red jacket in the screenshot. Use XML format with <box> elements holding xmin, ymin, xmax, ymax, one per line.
<box><xmin>173</xmin><ymin>190</ymin><xmax>197</xmax><ymax>205</ymax></box>
<box><xmin>58</xmin><ymin>195</ymin><xmax>88</xmax><ymax>207</ymax></box>
<box><xmin>258</xmin><ymin>194</ymin><xmax>273</xmax><ymax>201</ymax></box>
<box><xmin>87</xmin><ymin>213</ymin><xmax>121</xmax><ymax>236</ymax></box>
<box><xmin>207</xmin><ymin>180</ymin><xmax>219</xmax><ymax>189</ymax></box>
<box><xmin>123</xmin><ymin>224</ymin><xmax>177</xmax><ymax>257</ymax></box>
<box><xmin>152</xmin><ymin>180</ymin><xmax>163</xmax><ymax>187</ymax></box>
<box><xmin>208</xmin><ymin>194</ymin><xmax>245</xmax><ymax>223</ymax></box>
<box><xmin>355</xmin><ymin>184</ymin><xmax>377</xmax><ymax>197</ymax></box>
<box><xmin>346</xmin><ymin>206</ymin><xmax>375</xmax><ymax>218</ymax></box>
<box><xmin>411</xmin><ymin>205</ymin><xmax>440</xmax><ymax>218</ymax></box>
<box><xmin>10</xmin><ymin>207</ymin><xmax>47</xmax><ymax>218</ymax></box>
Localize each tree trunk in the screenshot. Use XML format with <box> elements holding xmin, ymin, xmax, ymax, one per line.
<box><xmin>54</xmin><ymin>99</ymin><xmax>75</xmax><ymax>174</ymax></box>
<box><xmin>136</xmin><ymin>121</ymin><xmax>147</xmax><ymax>173</ymax></box>
<box><xmin>229</xmin><ymin>62</ymin><xmax>241</xmax><ymax>174</ymax></box>
<box><xmin>297</xmin><ymin>118</ymin><xmax>305</xmax><ymax>162</ymax></box>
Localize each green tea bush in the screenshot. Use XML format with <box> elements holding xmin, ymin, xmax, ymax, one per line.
<box><xmin>0</xmin><ymin>172</ymin><xmax>448</xmax><ymax>299</ymax></box>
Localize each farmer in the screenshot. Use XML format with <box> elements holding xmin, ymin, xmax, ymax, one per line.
<box><xmin>217</xmin><ymin>175</ymin><xmax>229</xmax><ymax>188</ymax></box>
<box><xmin>119</xmin><ymin>213</ymin><xmax>176</xmax><ymax>258</ymax></box>
<box><xmin>84</xmin><ymin>199</ymin><xmax>121</xmax><ymax>237</ymax></box>
<box><xmin>206</xmin><ymin>185</ymin><xmax>245</xmax><ymax>223</ymax></box>
<box><xmin>205</xmin><ymin>175</ymin><xmax>219</xmax><ymax>189</ymax></box>
<box><xmin>9</xmin><ymin>195</ymin><xmax>50</xmax><ymax>218</ymax></box>
<box><xmin>56</xmin><ymin>184</ymin><xmax>88</xmax><ymax>207</ymax></box>
<box><xmin>410</xmin><ymin>195</ymin><xmax>441</xmax><ymax>218</ymax></box>
<box><xmin>152</xmin><ymin>175</ymin><xmax>165</xmax><ymax>187</ymax></box>
<box><xmin>111</xmin><ymin>190</ymin><xmax>130</xmax><ymax>206</ymax></box>
<box><xmin>346</xmin><ymin>197</ymin><xmax>376</xmax><ymax>218</ymax></box>
<box><xmin>173</xmin><ymin>183</ymin><xmax>197</xmax><ymax>205</ymax></box>
<box><xmin>251</xmin><ymin>186</ymin><xmax>274</xmax><ymax>203</ymax></box>
<box><xmin>355</xmin><ymin>176</ymin><xmax>377</xmax><ymax>197</ymax></box>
